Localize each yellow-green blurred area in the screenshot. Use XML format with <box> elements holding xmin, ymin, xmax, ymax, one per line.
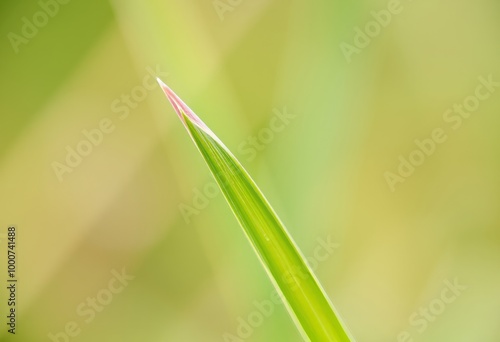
<box><xmin>0</xmin><ymin>0</ymin><xmax>499</xmax><ymax>341</ymax></box>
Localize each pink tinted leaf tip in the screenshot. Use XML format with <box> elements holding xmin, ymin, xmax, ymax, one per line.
<box><xmin>156</xmin><ymin>77</ymin><xmax>209</xmax><ymax>132</ymax></box>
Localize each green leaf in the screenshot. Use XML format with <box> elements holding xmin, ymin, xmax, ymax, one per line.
<box><xmin>157</xmin><ymin>78</ymin><xmax>355</xmax><ymax>342</ymax></box>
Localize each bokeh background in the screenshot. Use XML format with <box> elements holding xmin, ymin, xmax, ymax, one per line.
<box><xmin>1</xmin><ymin>0</ymin><xmax>500</xmax><ymax>341</ymax></box>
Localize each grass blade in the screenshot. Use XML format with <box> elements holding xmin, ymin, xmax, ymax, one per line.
<box><xmin>157</xmin><ymin>78</ymin><xmax>354</xmax><ymax>342</ymax></box>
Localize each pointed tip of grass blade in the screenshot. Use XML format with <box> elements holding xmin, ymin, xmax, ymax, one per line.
<box><xmin>156</xmin><ymin>77</ymin><xmax>184</xmax><ymax>122</ymax></box>
<box><xmin>156</xmin><ymin>77</ymin><xmax>210</xmax><ymax>132</ymax></box>
<box><xmin>156</xmin><ymin>77</ymin><xmax>354</xmax><ymax>341</ymax></box>
<box><xmin>156</xmin><ymin>77</ymin><xmax>235</xmax><ymax>159</ymax></box>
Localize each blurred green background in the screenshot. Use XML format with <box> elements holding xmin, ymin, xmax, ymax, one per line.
<box><xmin>1</xmin><ymin>0</ymin><xmax>499</xmax><ymax>341</ymax></box>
